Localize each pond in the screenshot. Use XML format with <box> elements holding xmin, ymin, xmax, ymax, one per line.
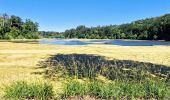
<box><xmin>39</xmin><ymin>39</ymin><xmax>170</xmax><ymax>46</ymax></box>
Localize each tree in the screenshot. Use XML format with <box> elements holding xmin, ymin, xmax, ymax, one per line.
<box><xmin>10</xmin><ymin>15</ymin><xmax>23</xmax><ymax>29</ymax></box>
<box><xmin>63</xmin><ymin>13</ymin><xmax>170</xmax><ymax>41</ymax></box>
<box><xmin>22</xmin><ymin>19</ymin><xmax>39</xmax><ymax>39</ymax></box>
<box><xmin>0</xmin><ymin>13</ymin><xmax>39</xmax><ymax>39</ymax></box>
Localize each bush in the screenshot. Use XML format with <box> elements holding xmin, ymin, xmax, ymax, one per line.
<box><xmin>4</xmin><ymin>81</ymin><xmax>54</xmax><ymax>100</ymax></box>
<box><xmin>4</xmin><ymin>32</ymin><xmax>14</xmax><ymax>40</ymax></box>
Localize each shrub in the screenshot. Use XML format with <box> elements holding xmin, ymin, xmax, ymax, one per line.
<box><xmin>4</xmin><ymin>81</ymin><xmax>54</xmax><ymax>100</ymax></box>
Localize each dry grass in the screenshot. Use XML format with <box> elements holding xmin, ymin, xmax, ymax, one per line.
<box><xmin>0</xmin><ymin>41</ymin><xmax>170</xmax><ymax>98</ymax></box>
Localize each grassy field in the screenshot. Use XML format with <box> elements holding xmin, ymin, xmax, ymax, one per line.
<box><xmin>0</xmin><ymin>41</ymin><xmax>170</xmax><ymax>98</ymax></box>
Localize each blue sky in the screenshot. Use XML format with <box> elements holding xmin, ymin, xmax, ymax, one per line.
<box><xmin>0</xmin><ymin>0</ymin><xmax>170</xmax><ymax>32</ymax></box>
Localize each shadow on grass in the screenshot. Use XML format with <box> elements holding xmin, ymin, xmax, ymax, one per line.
<box><xmin>34</xmin><ymin>54</ymin><xmax>170</xmax><ymax>81</ymax></box>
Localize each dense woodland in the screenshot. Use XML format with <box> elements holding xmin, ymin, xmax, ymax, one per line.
<box><xmin>0</xmin><ymin>13</ymin><xmax>39</xmax><ymax>39</ymax></box>
<box><xmin>0</xmin><ymin>13</ymin><xmax>170</xmax><ymax>40</ymax></box>
<box><xmin>63</xmin><ymin>14</ymin><xmax>170</xmax><ymax>41</ymax></box>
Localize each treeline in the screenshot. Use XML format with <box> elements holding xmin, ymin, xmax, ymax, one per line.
<box><xmin>1</xmin><ymin>13</ymin><xmax>170</xmax><ymax>40</ymax></box>
<box><xmin>40</xmin><ymin>31</ymin><xmax>64</xmax><ymax>38</ymax></box>
<box><xmin>63</xmin><ymin>14</ymin><xmax>170</xmax><ymax>41</ymax></box>
<box><xmin>0</xmin><ymin>13</ymin><xmax>39</xmax><ymax>39</ymax></box>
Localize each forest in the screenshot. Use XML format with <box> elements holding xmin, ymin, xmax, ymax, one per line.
<box><xmin>0</xmin><ymin>13</ymin><xmax>170</xmax><ymax>41</ymax></box>
<box><xmin>0</xmin><ymin>13</ymin><xmax>39</xmax><ymax>39</ymax></box>
<box><xmin>63</xmin><ymin>14</ymin><xmax>170</xmax><ymax>41</ymax></box>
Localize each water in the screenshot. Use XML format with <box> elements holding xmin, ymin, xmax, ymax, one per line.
<box><xmin>104</xmin><ymin>40</ymin><xmax>170</xmax><ymax>46</ymax></box>
<box><xmin>39</xmin><ymin>39</ymin><xmax>170</xmax><ymax>46</ymax></box>
<box><xmin>39</xmin><ymin>39</ymin><xmax>87</xmax><ymax>45</ymax></box>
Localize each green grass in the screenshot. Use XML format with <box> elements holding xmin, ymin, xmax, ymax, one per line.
<box><xmin>4</xmin><ymin>81</ymin><xmax>54</xmax><ymax>100</ymax></box>
<box><xmin>3</xmin><ymin>79</ymin><xmax>170</xmax><ymax>99</ymax></box>
<box><xmin>61</xmin><ymin>79</ymin><xmax>170</xmax><ymax>99</ymax></box>
<box><xmin>62</xmin><ymin>80</ymin><xmax>88</xmax><ymax>98</ymax></box>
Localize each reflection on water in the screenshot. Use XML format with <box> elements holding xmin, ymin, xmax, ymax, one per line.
<box><xmin>39</xmin><ymin>39</ymin><xmax>170</xmax><ymax>46</ymax></box>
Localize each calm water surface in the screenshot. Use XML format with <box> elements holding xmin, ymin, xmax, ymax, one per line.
<box><xmin>39</xmin><ymin>39</ymin><xmax>170</xmax><ymax>46</ymax></box>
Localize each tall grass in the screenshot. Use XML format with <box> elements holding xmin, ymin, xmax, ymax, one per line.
<box><xmin>41</xmin><ymin>54</ymin><xmax>170</xmax><ymax>81</ymax></box>
<box><xmin>62</xmin><ymin>80</ymin><xmax>88</xmax><ymax>98</ymax></box>
<box><xmin>62</xmin><ymin>79</ymin><xmax>170</xmax><ymax>99</ymax></box>
<box><xmin>4</xmin><ymin>81</ymin><xmax>54</xmax><ymax>100</ymax></box>
<box><xmin>37</xmin><ymin>54</ymin><xmax>170</xmax><ymax>99</ymax></box>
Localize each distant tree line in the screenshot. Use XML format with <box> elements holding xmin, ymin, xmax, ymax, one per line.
<box><xmin>63</xmin><ymin>14</ymin><xmax>170</xmax><ymax>41</ymax></box>
<box><xmin>0</xmin><ymin>13</ymin><xmax>39</xmax><ymax>39</ymax></box>
<box><xmin>1</xmin><ymin>13</ymin><xmax>170</xmax><ymax>41</ymax></box>
<box><xmin>40</xmin><ymin>31</ymin><xmax>64</xmax><ymax>38</ymax></box>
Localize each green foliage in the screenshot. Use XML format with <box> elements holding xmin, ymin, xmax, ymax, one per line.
<box><xmin>63</xmin><ymin>14</ymin><xmax>170</xmax><ymax>41</ymax></box>
<box><xmin>10</xmin><ymin>15</ymin><xmax>22</xmax><ymax>28</ymax></box>
<box><xmin>62</xmin><ymin>80</ymin><xmax>88</xmax><ymax>98</ymax></box>
<box><xmin>62</xmin><ymin>79</ymin><xmax>170</xmax><ymax>99</ymax></box>
<box><xmin>0</xmin><ymin>13</ymin><xmax>39</xmax><ymax>39</ymax></box>
<box><xmin>4</xmin><ymin>27</ymin><xmax>21</xmax><ymax>39</ymax></box>
<box><xmin>40</xmin><ymin>31</ymin><xmax>64</xmax><ymax>38</ymax></box>
<box><xmin>1</xmin><ymin>13</ymin><xmax>170</xmax><ymax>40</ymax></box>
<box><xmin>4</xmin><ymin>81</ymin><xmax>54</xmax><ymax>100</ymax></box>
